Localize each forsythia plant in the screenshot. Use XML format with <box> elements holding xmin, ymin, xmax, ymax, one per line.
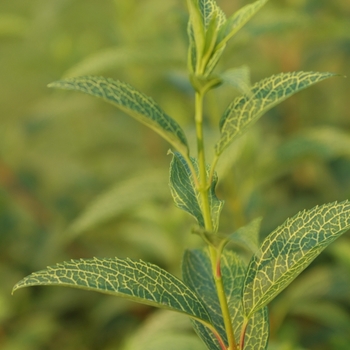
<box><xmin>13</xmin><ymin>1</ymin><xmax>349</xmax><ymax>349</ymax></box>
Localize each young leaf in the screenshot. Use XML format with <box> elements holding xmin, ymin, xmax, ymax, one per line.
<box><xmin>187</xmin><ymin>0</ymin><xmax>206</xmax><ymax>72</ymax></box>
<box><xmin>48</xmin><ymin>76</ymin><xmax>189</xmax><ymax>157</ymax></box>
<box><xmin>216</xmin><ymin>71</ymin><xmax>336</xmax><ymax>156</ymax></box>
<box><xmin>169</xmin><ymin>152</ymin><xmax>223</xmax><ymax>232</ymax></box>
<box><xmin>243</xmin><ymin>200</ymin><xmax>350</xmax><ymax>319</ymax></box>
<box><xmin>204</xmin><ymin>45</ymin><xmax>226</xmax><ymax>77</ymax></box>
<box><xmin>12</xmin><ymin>257</ymin><xmax>212</xmax><ymax>324</ymax></box>
<box><xmin>188</xmin><ymin>22</ymin><xmax>198</xmax><ymax>73</ymax></box>
<box><xmin>218</xmin><ymin>0</ymin><xmax>268</xmax><ymax>45</ymax></box>
<box><xmin>187</xmin><ymin>0</ymin><xmax>226</xmax><ymax>75</ymax></box>
<box><xmin>182</xmin><ymin>248</ymin><xmax>269</xmax><ymax>350</ymax></box>
<box><xmin>199</xmin><ymin>0</ymin><xmax>226</xmax><ymax>30</ymax></box>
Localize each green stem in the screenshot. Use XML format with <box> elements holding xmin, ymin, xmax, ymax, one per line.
<box><xmin>194</xmin><ymin>90</ymin><xmax>237</xmax><ymax>350</ymax></box>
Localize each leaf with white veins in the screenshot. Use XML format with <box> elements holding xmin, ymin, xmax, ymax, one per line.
<box><xmin>243</xmin><ymin>200</ymin><xmax>350</xmax><ymax>318</ymax></box>
<box><xmin>49</xmin><ymin>76</ymin><xmax>189</xmax><ymax>156</ymax></box>
<box><xmin>216</xmin><ymin>71</ymin><xmax>336</xmax><ymax>155</ymax></box>
<box><xmin>183</xmin><ymin>248</ymin><xmax>269</xmax><ymax>350</ymax></box>
<box><xmin>218</xmin><ymin>0</ymin><xmax>268</xmax><ymax>45</ymax></box>
<box><xmin>13</xmin><ymin>257</ymin><xmax>212</xmax><ymax>324</ymax></box>
<box><xmin>169</xmin><ymin>152</ymin><xmax>223</xmax><ymax>232</ymax></box>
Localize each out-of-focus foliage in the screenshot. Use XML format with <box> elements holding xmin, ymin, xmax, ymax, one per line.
<box><xmin>1</xmin><ymin>0</ymin><xmax>349</xmax><ymax>349</ymax></box>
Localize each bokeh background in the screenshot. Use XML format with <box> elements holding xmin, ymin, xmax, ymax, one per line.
<box><xmin>1</xmin><ymin>0</ymin><xmax>350</xmax><ymax>349</ymax></box>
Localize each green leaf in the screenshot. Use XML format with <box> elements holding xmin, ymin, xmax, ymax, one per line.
<box><xmin>182</xmin><ymin>248</ymin><xmax>269</xmax><ymax>350</ymax></box>
<box><xmin>199</xmin><ymin>0</ymin><xmax>226</xmax><ymax>30</ymax></box>
<box><xmin>218</xmin><ymin>0</ymin><xmax>268</xmax><ymax>45</ymax></box>
<box><xmin>243</xmin><ymin>200</ymin><xmax>350</xmax><ymax>318</ymax></box>
<box><xmin>216</xmin><ymin>71</ymin><xmax>336</xmax><ymax>156</ymax></box>
<box><xmin>201</xmin><ymin>7</ymin><xmax>225</xmax><ymax>77</ymax></box>
<box><xmin>66</xmin><ymin>170</ymin><xmax>168</xmax><ymax>236</ymax></box>
<box><xmin>205</xmin><ymin>45</ymin><xmax>226</xmax><ymax>77</ymax></box>
<box><xmin>13</xmin><ymin>257</ymin><xmax>212</xmax><ymax>324</ymax></box>
<box><xmin>169</xmin><ymin>152</ymin><xmax>224</xmax><ymax>232</ymax></box>
<box><xmin>228</xmin><ymin>217</ymin><xmax>262</xmax><ymax>255</ymax></box>
<box><xmin>48</xmin><ymin>76</ymin><xmax>189</xmax><ymax>156</ymax></box>
<box><xmin>243</xmin><ymin>307</ymin><xmax>269</xmax><ymax>350</ymax></box>
<box><xmin>187</xmin><ymin>0</ymin><xmax>206</xmax><ymax>73</ymax></box>
<box><xmin>188</xmin><ymin>21</ymin><xmax>198</xmax><ymax>73</ymax></box>
<box><xmin>187</xmin><ymin>0</ymin><xmax>226</xmax><ymax>75</ymax></box>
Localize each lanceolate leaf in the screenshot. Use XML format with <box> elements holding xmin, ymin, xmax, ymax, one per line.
<box><xmin>216</xmin><ymin>71</ymin><xmax>336</xmax><ymax>156</ymax></box>
<box><xmin>169</xmin><ymin>152</ymin><xmax>224</xmax><ymax>232</ymax></box>
<box><xmin>48</xmin><ymin>76</ymin><xmax>189</xmax><ymax>156</ymax></box>
<box><xmin>205</xmin><ymin>45</ymin><xmax>226</xmax><ymax>77</ymax></box>
<box><xmin>169</xmin><ymin>152</ymin><xmax>204</xmax><ymax>227</ymax></box>
<box><xmin>187</xmin><ymin>0</ymin><xmax>226</xmax><ymax>75</ymax></box>
<box><xmin>204</xmin><ymin>0</ymin><xmax>268</xmax><ymax>76</ymax></box>
<box><xmin>218</xmin><ymin>0</ymin><xmax>268</xmax><ymax>45</ymax></box>
<box><xmin>13</xmin><ymin>257</ymin><xmax>212</xmax><ymax>323</ymax></box>
<box><xmin>243</xmin><ymin>308</ymin><xmax>269</xmax><ymax>350</ymax></box>
<box><xmin>199</xmin><ymin>0</ymin><xmax>226</xmax><ymax>30</ymax></box>
<box><xmin>187</xmin><ymin>0</ymin><xmax>205</xmax><ymax>72</ymax></box>
<box><xmin>243</xmin><ymin>201</ymin><xmax>350</xmax><ymax>319</ymax></box>
<box><xmin>182</xmin><ymin>248</ymin><xmax>269</xmax><ymax>350</ymax></box>
<box><xmin>188</xmin><ymin>22</ymin><xmax>198</xmax><ymax>73</ymax></box>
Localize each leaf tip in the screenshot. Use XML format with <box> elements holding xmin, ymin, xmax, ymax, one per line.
<box><xmin>11</xmin><ymin>282</ymin><xmax>22</xmax><ymax>295</ymax></box>
<box><xmin>47</xmin><ymin>81</ymin><xmax>60</xmax><ymax>89</ymax></box>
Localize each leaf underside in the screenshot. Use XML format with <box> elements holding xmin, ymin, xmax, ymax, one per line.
<box><xmin>182</xmin><ymin>248</ymin><xmax>269</xmax><ymax>350</ymax></box>
<box><xmin>216</xmin><ymin>71</ymin><xmax>336</xmax><ymax>156</ymax></box>
<box><xmin>48</xmin><ymin>76</ymin><xmax>189</xmax><ymax>156</ymax></box>
<box><xmin>243</xmin><ymin>200</ymin><xmax>350</xmax><ymax>318</ymax></box>
<box><xmin>12</xmin><ymin>257</ymin><xmax>211</xmax><ymax>324</ymax></box>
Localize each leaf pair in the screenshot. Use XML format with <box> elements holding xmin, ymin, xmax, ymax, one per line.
<box><xmin>187</xmin><ymin>0</ymin><xmax>268</xmax><ymax>76</ymax></box>
<box><xmin>11</xmin><ymin>249</ymin><xmax>268</xmax><ymax>350</ymax></box>
<box><xmin>13</xmin><ymin>201</ymin><xmax>350</xmax><ymax>349</ymax></box>
<box><xmin>183</xmin><ymin>248</ymin><xmax>269</xmax><ymax>350</ymax></box>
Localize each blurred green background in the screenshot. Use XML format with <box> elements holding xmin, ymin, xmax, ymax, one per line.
<box><xmin>1</xmin><ymin>0</ymin><xmax>349</xmax><ymax>349</ymax></box>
